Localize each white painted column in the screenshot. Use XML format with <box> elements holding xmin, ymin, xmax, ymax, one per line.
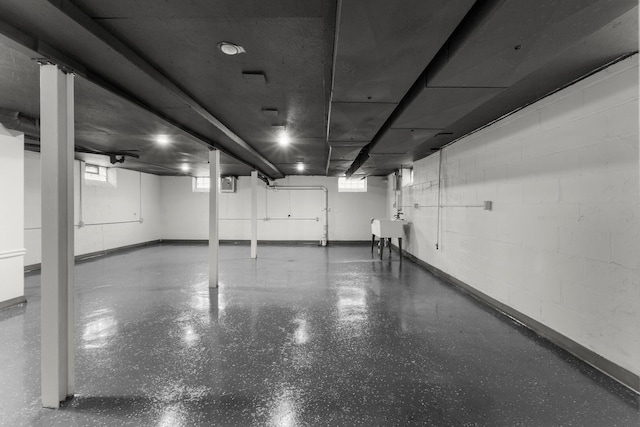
<box><xmin>0</xmin><ymin>125</ymin><xmax>25</xmax><ymax>310</ymax></box>
<box><xmin>65</xmin><ymin>72</ymin><xmax>75</xmax><ymax>396</ymax></box>
<box><xmin>250</xmin><ymin>170</ymin><xmax>258</xmax><ymax>259</ymax></box>
<box><xmin>209</xmin><ymin>149</ymin><xmax>220</xmax><ymax>288</ymax></box>
<box><xmin>40</xmin><ymin>64</ymin><xmax>75</xmax><ymax>408</ymax></box>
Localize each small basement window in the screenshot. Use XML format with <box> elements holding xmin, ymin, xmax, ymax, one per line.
<box><xmin>84</xmin><ymin>164</ymin><xmax>108</xmax><ymax>182</ymax></box>
<box><xmin>338</xmin><ymin>176</ymin><xmax>367</xmax><ymax>192</ymax></box>
<box><xmin>193</xmin><ymin>176</ymin><xmax>211</xmax><ymax>192</ymax></box>
<box><xmin>193</xmin><ymin>176</ymin><xmax>237</xmax><ymax>193</ymax></box>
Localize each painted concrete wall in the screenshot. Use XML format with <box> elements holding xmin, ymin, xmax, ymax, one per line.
<box><xmin>0</xmin><ymin>126</ymin><xmax>24</xmax><ymax>304</ymax></box>
<box><xmin>24</xmin><ymin>151</ymin><xmax>162</xmax><ymax>266</ymax></box>
<box><xmin>24</xmin><ymin>157</ymin><xmax>385</xmax><ymax>267</ymax></box>
<box><xmin>389</xmin><ymin>56</ymin><xmax>639</xmax><ymax>376</ymax></box>
<box><xmin>160</xmin><ymin>175</ymin><xmax>388</xmax><ymax>241</ymax></box>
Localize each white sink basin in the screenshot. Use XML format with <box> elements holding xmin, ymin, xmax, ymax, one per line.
<box><xmin>371</xmin><ymin>219</ymin><xmax>404</xmax><ymax>238</ymax></box>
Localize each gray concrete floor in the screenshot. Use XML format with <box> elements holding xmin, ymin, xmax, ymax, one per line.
<box><xmin>0</xmin><ymin>243</ymin><xmax>638</xmax><ymax>426</ymax></box>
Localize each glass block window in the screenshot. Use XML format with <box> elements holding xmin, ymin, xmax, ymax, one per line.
<box><xmin>84</xmin><ymin>164</ymin><xmax>108</xmax><ymax>182</ymax></box>
<box><xmin>338</xmin><ymin>176</ymin><xmax>367</xmax><ymax>192</ymax></box>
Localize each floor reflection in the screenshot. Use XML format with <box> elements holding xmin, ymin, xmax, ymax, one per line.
<box><xmin>0</xmin><ymin>243</ymin><xmax>635</xmax><ymax>426</ymax></box>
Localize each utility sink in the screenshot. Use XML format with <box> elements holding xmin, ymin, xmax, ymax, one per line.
<box><xmin>371</xmin><ymin>219</ymin><xmax>405</xmax><ymax>260</ymax></box>
<box><xmin>371</xmin><ymin>219</ymin><xmax>404</xmax><ymax>238</ymax></box>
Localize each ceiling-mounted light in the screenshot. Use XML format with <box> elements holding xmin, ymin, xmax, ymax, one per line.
<box><xmin>156</xmin><ymin>134</ymin><xmax>170</xmax><ymax>145</ymax></box>
<box><xmin>181</xmin><ymin>163</ymin><xmax>190</xmax><ymax>172</ymax></box>
<box><xmin>296</xmin><ymin>162</ymin><xmax>304</xmax><ymax>172</ymax></box>
<box><xmin>218</xmin><ymin>42</ymin><xmax>246</xmax><ymax>55</ymax></box>
<box><xmin>278</xmin><ymin>131</ymin><xmax>290</xmax><ymax>146</ymax></box>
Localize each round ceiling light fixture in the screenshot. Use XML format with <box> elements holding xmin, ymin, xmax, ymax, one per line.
<box><xmin>181</xmin><ymin>163</ymin><xmax>190</xmax><ymax>172</ymax></box>
<box><xmin>278</xmin><ymin>131</ymin><xmax>290</xmax><ymax>146</ymax></box>
<box><xmin>155</xmin><ymin>134</ymin><xmax>170</xmax><ymax>145</ymax></box>
<box><xmin>296</xmin><ymin>162</ymin><xmax>305</xmax><ymax>172</ymax></box>
<box><xmin>218</xmin><ymin>42</ymin><xmax>246</xmax><ymax>56</ymax></box>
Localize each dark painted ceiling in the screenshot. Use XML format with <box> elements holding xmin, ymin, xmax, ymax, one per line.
<box><xmin>0</xmin><ymin>0</ymin><xmax>637</xmax><ymax>179</ymax></box>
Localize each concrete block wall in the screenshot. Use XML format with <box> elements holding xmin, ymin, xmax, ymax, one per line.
<box><xmin>391</xmin><ymin>55</ymin><xmax>639</xmax><ymax>378</ymax></box>
<box><xmin>23</xmin><ymin>158</ymin><xmax>386</xmax><ymax>266</ymax></box>
<box><xmin>161</xmin><ymin>175</ymin><xmax>388</xmax><ymax>242</ymax></box>
<box><xmin>23</xmin><ymin>152</ymin><xmax>162</xmax><ymax>266</ymax></box>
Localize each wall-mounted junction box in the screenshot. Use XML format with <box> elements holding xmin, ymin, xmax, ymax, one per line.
<box><xmin>220</xmin><ymin>176</ymin><xmax>236</xmax><ymax>193</ymax></box>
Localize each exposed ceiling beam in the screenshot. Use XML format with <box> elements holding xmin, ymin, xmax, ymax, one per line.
<box><xmin>46</xmin><ymin>0</ymin><xmax>283</xmax><ymax>178</ymax></box>
<box><xmin>343</xmin><ymin>0</ymin><xmax>504</xmax><ymax>177</ymax></box>
<box><xmin>324</xmin><ymin>0</ymin><xmax>343</xmax><ymax>177</ymax></box>
<box><xmin>0</xmin><ymin>17</ymin><xmax>275</xmax><ymax>179</ymax></box>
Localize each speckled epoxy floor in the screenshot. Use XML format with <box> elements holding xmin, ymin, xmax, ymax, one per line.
<box><xmin>0</xmin><ymin>243</ymin><xmax>637</xmax><ymax>426</ymax></box>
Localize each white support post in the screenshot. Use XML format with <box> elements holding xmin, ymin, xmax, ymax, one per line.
<box><xmin>250</xmin><ymin>170</ymin><xmax>258</xmax><ymax>259</ymax></box>
<box><xmin>40</xmin><ymin>64</ymin><xmax>75</xmax><ymax>408</ymax></box>
<box><xmin>65</xmin><ymin>72</ymin><xmax>75</xmax><ymax>397</ymax></box>
<box><xmin>209</xmin><ymin>149</ymin><xmax>220</xmax><ymax>288</ymax></box>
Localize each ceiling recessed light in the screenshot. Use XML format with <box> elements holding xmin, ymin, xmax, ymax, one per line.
<box><xmin>296</xmin><ymin>162</ymin><xmax>304</xmax><ymax>172</ymax></box>
<box><xmin>181</xmin><ymin>163</ymin><xmax>190</xmax><ymax>172</ymax></box>
<box><xmin>156</xmin><ymin>134</ymin><xmax>170</xmax><ymax>145</ymax></box>
<box><xmin>278</xmin><ymin>131</ymin><xmax>290</xmax><ymax>146</ymax></box>
<box><xmin>218</xmin><ymin>42</ymin><xmax>246</xmax><ymax>55</ymax></box>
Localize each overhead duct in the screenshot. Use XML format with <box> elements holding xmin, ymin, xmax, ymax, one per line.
<box><xmin>345</xmin><ymin>0</ymin><xmax>505</xmax><ymax>177</ymax></box>
<box><xmin>0</xmin><ymin>108</ymin><xmax>39</xmax><ymax>139</ymax></box>
<box><xmin>346</xmin><ymin>0</ymin><xmax>638</xmax><ymax>176</ymax></box>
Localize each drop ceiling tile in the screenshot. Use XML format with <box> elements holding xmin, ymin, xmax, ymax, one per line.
<box><xmin>329</xmin><ymin>141</ymin><xmax>369</xmax><ymax>147</ymax></box>
<box><xmin>392</xmin><ymin>87</ymin><xmax>504</xmax><ymax>130</ymax></box>
<box><xmin>328</xmin><ymin>102</ymin><xmax>396</xmax><ymax>142</ymax></box>
<box><xmin>258</xmin><ymin>138</ymin><xmax>328</xmax><ymax>176</ymax></box>
<box><xmin>426</xmin><ymin>0</ymin><xmax>638</xmax><ymax>87</ymax></box>
<box><xmin>330</xmin><ymin>146</ymin><xmax>362</xmax><ymax>161</ymax></box>
<box><xmin>275</xmin><ymin>163</ymin><xmax>326</xmax><ymax>176</ymax></box>
<box><xmin>370</xmin><ymin>128</ymin><xmax>442</xmax><ymax>155</ymax></box>
<box><xmin>368</xmin><ymin>153</ymin><xmax>414</xmax><ymax>169</ymax></box>
<box><xmin>332</xmin><ymin>0</ymin><xmax>475</xmax><ymax>102</ymax></box>
<box><xmin>327</xmin><ymin>160</ymin><xmax>353</xmax><ymax>176</ymax></box>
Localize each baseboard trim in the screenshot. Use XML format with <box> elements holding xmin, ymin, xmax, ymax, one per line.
<box><xmin>25</xmin><ymin>238</ymin><xmax>361</xmax><ymax>272</ymax></box>
<box><xmin>160</xmin><ymin>239</ymin><xmax>208</xmax><ymax>245</ymax></box>
<box><xmin>397</xmin><ymin>247</ymin><xmax>639</xmax><ymax>395</ymax></box>
<box><xmin>0</xmin><ymin>296</ymin><xmax>26</xmax><ymax>311</ymax></box>
<box><xmin>162</xmin><ymin>239</ymin><xmax>322</xmax><ymax>246</ymax></box>
<box><xmin>327</xmin><ymin>240</ymin><xmax>369</xmax><ymax>245</ymax></box>
<box><xmin>24</xmin><ymin>240</ymin><xmax>163</xmax><ymax>273</ymax></box>
<box><xmin>160</xmin><ymin>239</ymin><xmax>368</xmax><ymax>246</ymax></box>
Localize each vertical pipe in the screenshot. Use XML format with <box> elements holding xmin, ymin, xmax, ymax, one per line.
<box><xmin>40</xmin><ymin>64</ymin><xmax>74</xmax><ymax>407</ymax></box>
<box><xmin>78</xmin><ymin>160</ymin><xmax>83</xmax><ymax>227</ymax></box>
<box><xmin>209</xmin><ymin>149</ymin><xmax>220</xmax><ymax>288</ymax></box>
<box><xmin>396</xmin><ymin>169</ymin><xmax>403</xmax><ymax>218</ymax></box>
<box><xmin>250</xmin><ymin>170</ymin><xmax>258</xmax><ymax>258</ymax></box>
<box><xmin>139</xmin><ymin>171</ymin><xmax>143</xmax><ymax>223</ymax></box>
<box><xmin>436</xmin><ymin>149</ymin><xmax>443</xmax><ymax>250</ymax></box>
<box><xmin>323</xmin><ymin>188</ymin><xmax>328</xmax><ymax>246</ymax></box>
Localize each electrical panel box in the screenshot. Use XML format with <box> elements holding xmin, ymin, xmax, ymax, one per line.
<box><xmin>220</xmin><ymin>176</ymin><xmax>236</xmax><ymax>193</ymax></box>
